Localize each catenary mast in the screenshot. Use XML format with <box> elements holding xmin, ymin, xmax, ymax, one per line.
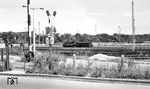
<box><xmin>132</xmin><ymin>0</ymin><xmax>136</xmax><ymax>51</ymax></box>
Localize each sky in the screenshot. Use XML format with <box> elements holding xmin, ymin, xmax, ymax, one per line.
<box><xmin>0</xmin><ymin>0</ymin><xmax>150</xmax><ymax>35</ymax></box>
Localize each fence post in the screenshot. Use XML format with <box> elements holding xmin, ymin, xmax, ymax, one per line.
<box><xmin>6</xmin><ymin>46</ymin><xmax>9</xmax><ymax>71</ymax></box>
<box><xmin>20</xmin><ymin>45</ymin><xmax>25</xmax><ymax>71</ymax></box>
<box><xmin>73</xmin><ymin>54</ymin><xmax>76</xmax><ymax>69</ymax></box>
<box><xmin>1</xmin><ymin>49</ymin><xmax>4</xmax><ymax>71</ymax></box>
<box><xmin>118</xmin><ymin>54</ymin><xmax>124</xmax><ymax>72</ymax></box>
<box><xmin>1</xmin><ymin>49</ymin><xmax>3</xmax><ymax>62</ymax></box>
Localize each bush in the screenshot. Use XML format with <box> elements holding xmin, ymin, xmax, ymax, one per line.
<box><xmin>60</xmin><ymin>63</ymin><xmax>87</xmax><ymax>76</ymax></box>
<box><xmin>90</xmin><ymin>67</ymin><xmax>103</xmax><ymax>78</ymax></box>
<box><xmin>10</xmin><ymin>46</ymin><xmax>22</xmax><ymax>55</ymax></box>
<box><xmin>0</xmin><ymin>65</ymin><xmax>3</xmax><ymax>72</ymax></box>
<box><xmin>144</xmin><ymin>69</ymin><xmax>150</xmax><ymax>79</ymax></box>
<box><xmin>63</xmin><ymin>64</ymin><xmax>75</xmax><ymax>76</ymax></box>
<box><xmin>74</xmin><ymin>63</ymin><xmax>87</xmax><ymax>76</ymax></box>
<box><xmin>26</xmin><ymin>52</ymin><xmax>66</xmax><ymax>74</ymax></box>
<box><xmin>26</xmin><ymin>52</ymin><xmax>150</xmax><ymax>80</ymax></box>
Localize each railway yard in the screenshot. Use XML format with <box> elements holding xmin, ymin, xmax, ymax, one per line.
<box><xmin>22</xmin><ymin>43</ymin><xmax>150</xmax><ymax>60</ymax></box>
<box><xmin>1</xmin><ymin>0</ymin><xmax>150</xmax><ymax>88</ymax></box>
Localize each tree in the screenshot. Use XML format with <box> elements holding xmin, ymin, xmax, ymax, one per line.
<box><xmin>60</xmin><ymin>33</ymin><xmax>73</xmax><ymax>42</ymax></box>
<box><xmin>113</xmin><ymin>33</ymin><xmax>120</xmax><ymax>42</ymax></box>
<box><xmin>0</xmin><ymin>31</ymin><xmax>16</xmax><ymax>70</ymax></box>
<box><xmin>74</xmin><ymin>33</ymin><xmax>82</xmax><ymax>42</ymax></box>
<box><xmin>54</xmin><ymin>33</ymin><xmax>61</xmax><ymax>43</ymax></box>
<box><xmin>1</xmin><ymin>31</ymin><xmax>15</xmax><ymax>46</ymax></box>
<box><xmin>15</xmin><ymin>32</ymin><xmax>28</xmax><ymax>44</ymax></box>
<box><xmin>82</xmin><ymin>34</ymin><xmax>92</xmax><ymax>42</ymax></box>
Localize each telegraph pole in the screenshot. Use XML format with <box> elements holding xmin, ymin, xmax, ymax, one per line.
<box><xmin>27</xmin><ymin>0</ymin><xmax>31</xmax><ymax>51</ymax></box>
<box><xmin>132</xmin><ymin>0</ymin><xmax>136</xmax><ymax>51</ymax></box>
<box><xmin>31</xmin><ymin>8</ymin><xmax>44</xmax><ymax>53</ymax></box>
<box><xmin>118</xmin><ymin>26</ymin><xmax>122</xmax><ymax>42</ymax></box>
<box><xmin>42</xmin><ymin>31</ymin><xmax>45</xmax><ymax>44</ymax></box>
<box><xmin>95</xmin><ymin>25</ymin><xmax>97</xmax><ymax>35</ymax></box>
<box><xmin>38</xmin><ymin>22</ymin><xmax>40</xmax><ymax>44</ymax></box>
<box><xmin>32</xmin><ymin>9</ymin><xmax>36</xmax><ymax>53</ymax></box>
<box><xmin>23</xmin><ymin>2</ymin><xmax>44</xmax><ymax>52</ymax></box>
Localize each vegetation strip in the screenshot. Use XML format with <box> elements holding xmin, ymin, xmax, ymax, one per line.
<box><xmin>0</xmin><ymin>73</ymin><xmax>150</xmax><ymax>84</ymax></box>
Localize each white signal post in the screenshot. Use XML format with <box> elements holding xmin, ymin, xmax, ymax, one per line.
<box><xmin>22</xmin><ymin>4</ymin><xmax>44</xmax><ymax>53</ymax></box>
<box><xmin>30</xmin><ymin>7</ymin><xmax>44</xmax><ymax>53</ymax></box>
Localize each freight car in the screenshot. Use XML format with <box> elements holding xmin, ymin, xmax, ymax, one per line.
<box><xmin>63</xmin><ymin>41</ymin><xmax>93</xmax><ymax>47</ymax></box>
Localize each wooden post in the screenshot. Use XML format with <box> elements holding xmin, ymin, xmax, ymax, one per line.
<box><xmin>1</xmin><ymin>49</ymin><xmax>3</xmax><ymax>62</ymax></box>
<box><xmin>6</xmin><ymin>46</ymin><xmax>9</xmax><ymax>71</ymax></box>
<box><xmin>20</xmin><ymin>45</ymin><xmax>25</xmax><ymax>71</ymax></box>
<box><xmin>1</xmin><ymin>49</ymin><xmax>4</xmax><ymax>71</ymax></box>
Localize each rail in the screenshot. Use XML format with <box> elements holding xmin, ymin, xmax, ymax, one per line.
<box><xmin>22</xmin><ymin>47</ymin><xmax>150</xmax><ymax>59</ymax></box>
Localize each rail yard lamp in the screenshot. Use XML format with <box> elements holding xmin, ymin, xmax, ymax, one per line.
<box><xmin>30</xmin><ymin>7</ymin><xmax>44</xmax><ymax>53</ymax></box>
<box><xmin>22</xmin><ymin>5</ymin><xmax>44</xmax><ymax>53</ymax></box>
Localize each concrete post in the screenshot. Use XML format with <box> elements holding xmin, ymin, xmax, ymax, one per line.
<box><xmin>118</xmin><ymin>54</ymin><xmax>124</xmax><ymax>72</ymax></box>
<box><xmin>73</xmin><ymin>54</ymin><xmax>76</xmax><ymax>69</ymax></box>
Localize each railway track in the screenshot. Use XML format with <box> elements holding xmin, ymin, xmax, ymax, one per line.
<box><xmin>23</xmin><ymin>47</ymin><xmax>150</xmax><ymax>59</ymax></box>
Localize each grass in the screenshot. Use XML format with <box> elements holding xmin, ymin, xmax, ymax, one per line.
<box><xmin>9</xmin><ymin>46</ymin><xmax>23</xmax><ymax>55</ymax></box>
<box><xmin>0</xmin><ymin>60</ymin><xmax>13</xmax><ymax>71</ymax></box>
<box><xmin>0</xmin><ymin>65</ymin><xmax>3</xmax><ymax>72</ymax></box>
<box><xmin>26</xmin><ymin>52</ymin><xmax>150</xmax><ymax>79</ymax></box>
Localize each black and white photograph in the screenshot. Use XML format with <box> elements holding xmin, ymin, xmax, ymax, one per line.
<box><xmin>0</xmin><ymin>0</ymin><xmax>150</xmax><ymax>89</ymax></box>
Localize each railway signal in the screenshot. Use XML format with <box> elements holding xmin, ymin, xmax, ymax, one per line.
<box><xmin>53</xmin><ymin>11</ymin><xmax>57</xmax><ymax>17</ymax></box>
<box><xmin>46</xmin><ymin>10</ymin><xmax>57</xmax><ymax>24</ymax></box>
<box><xmin>45</xmin><ymin>27</ymin><xmax>55</xmax><ymax>47</ymax></box>
<box><xmin>45</xmin><ymin>10</ymin><xmax>57</xmax><ymax>48</ymax></box>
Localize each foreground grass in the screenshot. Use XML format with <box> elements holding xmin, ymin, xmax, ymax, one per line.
<box><xmin>26</xmin><ymin>52</ymin><xmax>150</xmax><ymax>80</ymax></box>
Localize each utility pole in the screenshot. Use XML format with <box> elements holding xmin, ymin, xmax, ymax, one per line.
<box><xmin>27</xmin><ymin>0</ymin><xmax>31</xmax><ymax>51</ymax></box>
<box><xmin>132</xmin><ymin>0</ymin><xmax>136</xmax><ymax>51</ymax></box>
<box><xmin>42</xmin><ymin>31</ymin><xmax>44</xmax><ymax>44</ymax></box>
<box><xmin>118</xmin><ymin>26</ymin><xmax>122</xmax><ymax>42</ymax></box>
<box><xmin>25</xmin><ymin>27</ymin><xmax>27</xmax><ymax>43</ymax></box>
<box><xmin>38</xmin><ymin>22</ymin><xmax>40</xmax><ymax>44</ymax></box>
<box><xmin>23</xmin><ymin>4</ymin><xmax>44</xmax><ymax>52</ymax></box>
<box><xmin>31</xmin><ymin>8</ymin><xmax>44</xmax><ymax>53</ymax></box>
<box><xmin>32</xmin><ymin>9</ymin><xmax>36</xmax><ymax>53</ymax></box>
<box><xmin>95</xmin><ymin>25</ymin><xmax>97</xmax><ymax>35</ymax></box>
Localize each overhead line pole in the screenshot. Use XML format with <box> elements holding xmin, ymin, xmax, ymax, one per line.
<box><xmin>118</xmin><ymin>26</ymin><xmax>122</xmax><ymax>42</ymax></box>
<box><xmin>27</xmin><ymin>0</ymin><xmax>32</xmax><ymax>51</ymax></box>
<box><xmin>132</xmin><ymin>0</ymin><xmax>136</xmax><ymax>51</ymax></box>
<box><xmin>31</xmin><ymin>8</ymin><xmax>44</xmax><ymax>53</ymax></box>
<box><xmin>95</xmin><ymin>25</ymin><xmax>97</xmax><ymax>35</ymax></box>
<box><xmin>32</xmin><ymin>8</ymin><xmax>36</xmax><ymax>53</ymax></box>
<box><xmin>38</xmin><ymin>22</ymin><xmax>40</xmax><ymax>44</ymax></box>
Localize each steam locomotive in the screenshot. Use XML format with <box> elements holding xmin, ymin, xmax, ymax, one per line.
<box><xmin>63</xmin><ymin>41</ymin><xmax>93</xmax><ymax>47</ymax></box>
